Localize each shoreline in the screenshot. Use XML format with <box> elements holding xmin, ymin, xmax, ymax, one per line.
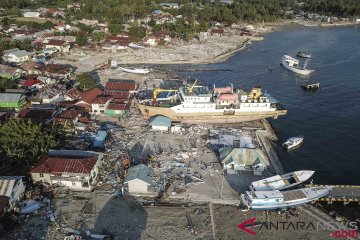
<box><xmin>58</xmin><ymin>19</ymin><xmax>360</xmax><ymax>72</ymax></box>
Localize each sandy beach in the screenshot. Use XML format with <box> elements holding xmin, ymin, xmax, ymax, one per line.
<box><xmin>53</xmin><ymin>19</ymin><xmax>360</xmax><ymax>74</ymax></box>
<box><xmin>54</xmin><ymin>29</ymin><xmax>269</xmax><ymax>73</ymax></box>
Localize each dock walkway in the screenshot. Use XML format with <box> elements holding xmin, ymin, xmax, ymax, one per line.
<box><xmin>306</xmin><ymin>185</ymin><xmax>360</xmax><ymax>204</ymax></box>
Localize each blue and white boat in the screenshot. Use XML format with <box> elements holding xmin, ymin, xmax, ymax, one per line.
<box><xmin>250</xmin><ymin>170</ymin><xmax>315</xmax><ymax>191</ymax></box>
<box><xmin>241</xmin><ymin>186</ymin><xmax>333</xmax><ymax>210</ymax></box>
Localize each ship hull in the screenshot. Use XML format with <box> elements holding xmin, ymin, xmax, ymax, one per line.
<box><xmin>281</xmin><ymin>61</ymin><xmax>314</xmax><ymax>75</ymax></box>
<box><xmin>138</xmin><ymin>104</ymin><xmax>287</xmax><ymax>124</ymax></box>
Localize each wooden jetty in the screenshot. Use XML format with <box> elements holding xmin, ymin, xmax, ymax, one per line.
<box><xmin>306</xmin><ymin>184</ymin><xmax>360</xmax><ymax>204</ymax></box>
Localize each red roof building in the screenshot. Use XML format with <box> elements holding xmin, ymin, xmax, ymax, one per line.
<box><xmin>105</xmin><ymin>81</ymin><xmax>137</xmax><ymax>91</ymax></box>
<box><xmin>107</xmin><ymin>102</ymin><xmax>130</xmax><ymax>110</ymax></box>
<box><xmin>30</xmin><ymin>150</ymin><xmax>103</xmax><ymax>191</ymax></box>
<box><xmin>31</xmin><ymin>157</ymin><xmax>97</xmax><ymax>174</ymax></box>
<box><xmin>210</xmin><ymin>28</ymin><xmax>225</xmax><ymax>35</ymax></box>
<box><xmin>104</xmin><ymin>91</ymin><xmax>130</xmax><ymax>99</ymax></box>
<box><xmin>53</xmin><ymin>110</ymin><xmax>81</xmax><ymax>125</ymax></box>
<box><xmin>19</xmin><ymin>79</ymin><xmax>44</xmax><ymax>87</ymax></box>
<box><xmin>74</xmin><ymin>88</ymin><xmax>103</xmax><ymax>112</ymax></box>
<box><xmin>18</xmin><ymin>108</ymin><xmax>57</xmax><ymax>124</ymax></box>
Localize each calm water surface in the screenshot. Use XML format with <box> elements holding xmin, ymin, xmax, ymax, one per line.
<box><xmin>167</xmin><ymin>26</ymin><xmax>360</xmax><ymax>185</ymax></box>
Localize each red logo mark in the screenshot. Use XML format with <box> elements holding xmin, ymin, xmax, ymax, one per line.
<box><xmin>238</xmin><ymin>217</ymin><xmax>256</xmax><ymax>235</ymax></box>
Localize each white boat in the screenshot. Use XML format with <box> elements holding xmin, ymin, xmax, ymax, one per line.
<box><xmin>282</xmin><ymin>136</ymin><xmax>303</xmax><ymax>150</ymax></box>
<box><xmin>297</xmin><ymin>51</ymin><xmax>311</xmax><ymax>58</ymax></box>
<box><xmin>117</xmin><ymin>46</ymin><xmax>128</xmax><ymax>50</ymax></box>
<box><xmin>250</xmin><ymin>170</ymin><xmax>315</xmax><ymax>191</ymax></box>
<box><xmin>281</xmin><ymin>55</ymin><xmax>314</xmax><ymax>75</ymax></box>
<box><xmin>128</xmin><ymin>43</ymin><xmax>145</xmax><ymax>49</ymax></box>
<box><xmin>119</xmin><ymin>67</ymin><xmax>150</xmax><ymax>74</ymax></box>
<box><xmin>241</xmin><ymin>186</ymin><xmax>333</xmax><ymax>210</ymax></box>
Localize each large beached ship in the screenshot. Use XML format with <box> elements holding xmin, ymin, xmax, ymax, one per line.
<box><xmin>137</xmin><ymin>81</ymin><xmax>287</xmax><ymax>124</ymax></box>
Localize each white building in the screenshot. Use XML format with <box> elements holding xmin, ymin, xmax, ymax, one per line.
<box><xmin>23</xmin><ymin>12</ymin><xmax>40</xmax><ymax>18</ymax></box>
<box><xmin>91</xmin><ymin>97</ymin><xmax>112</xmax><ymax>115</ymax></box>
<box><xmin>3</xmin><ymin>48</ymin><xmax>33</xmax><ymax>63</ymax></box>
<box><xmin>124</xmin><ymin>164</ymin><xmax>155</xmax><ymax>194</ymax></box>
<box><xmin>148</xmin><ymin>115</ymin><xmax>172</xmax><ymax>131</ymax></box>
<box><xmin>30</xmin><ymin>150</ymin><xmax>103</xmax><ymax>191</ymax></box>
<box><xmin>0</xmin><ymin>176</ymin><xmax>25</xmax><ymax>207</ymax></box>
<box><xmin>143</xmin><ymin>36</ymin><xmax>158</xmax><ymax>46</ymax></box>
<box><xmin>219</xmin><ymin>147</ymin><xmax>269</xmax><ymax>175</ymax></box>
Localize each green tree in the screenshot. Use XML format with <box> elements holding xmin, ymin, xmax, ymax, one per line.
<box><xmin>77</xmin><ymin>72</ymin><xmax>97</xmax><ymax>91</ymax></box>
<box><xmin>76</xmin><ymin>33</ymin><xmax>87</xmax><ymax>46</ymax></box>
<box><xmin>0</xmin><ymin>78</ymin><xmax>15</xmax><ymax>92</ymax></box>
<box><xmin>0</xmin><ymin>119</ymin><xmax>63</xmax><ymax>172</ymax></box>
<box><xmin>91</xmin><ymin>31</ymin><xmax>106</xmax><ymax>42</ymax></box>
<box><xmin>128</xmin><ymin>26</ymin><xmax>146</xmax><ymax>41</ymax></box>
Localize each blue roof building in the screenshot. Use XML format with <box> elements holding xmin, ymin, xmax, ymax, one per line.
<box><xmin>124</xmin><ymin>164</ymin><xmax>156</xmax><ymax>194</ymax></box>
<box><xmin>93</xmin><ymin>131</ymin><xmax>107</xmax><ymax>148</ymax></box>
<box><xmin>148</xmin><ymin>115</ymin><xmax>172</xmax><ymax>131</ymax></box>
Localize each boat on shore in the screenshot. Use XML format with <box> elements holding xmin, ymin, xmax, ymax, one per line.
<box><xmin>281</xmin><ymin>55</ymin><xmax>314</xmax><ymax>75</ymax></box>
<box><xmin>301</xmin><ymin>83</ymin><xmax>320</xmax><ymax>90</ymax></box>
<box><xmin>250</xmin><ymin>170</ymin><xmax>315</xmax><ymax>191</ymax></box>
<box><xmin>282</xmin><ymin>136</ymin><xmax>303</xmax><ymax>150</ymax></box>
<box><xmin>138</xmin><ymin>82</ymin><xmax>287</xmax><ymax>124</ymax></box>
<box><xmin>241</xmin><ymin>186</ymin><xmax>333</xmax><ymax>210</ymax></box>
<box><xmin>119</xmin><ymin>67</ymin><xmax>150</xmax><ymax>74</ymax></box>
<box><xmin>297</xmin><ymin>51</ymin><xmax>311</xmax><ymax>58</ymax></box>
<box><xmin>128</xmin><ymin>43</ymin><xmax>145</xmax><ymax>49</ymax></box>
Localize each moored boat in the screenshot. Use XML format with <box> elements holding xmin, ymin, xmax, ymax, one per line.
<box><xmin>282</xmin><ymin>136</ymin><xmax>303</xmax><ymax>150</ymax></box>
<box><xmin>297</xmin><ymin>51</ymin><xmax>311</xmax><ymax>58</ymax></box>
<box><xmin>281</xmin><ymin>55</ymin><xmax>314</xmax><ymax>75</ymax></box>
<box><xmin>241</xmin><ymin>186</ymin><xmax>333</xmax><ymax>210</ymax></box>
<box><xmin>137</xmin><ymin>82</ymin><xmax>287</xmax><ymax>124</ymax></box>
<box><xmin>301</xmin><ymin>83</ymin><xmax>320</xmax><ymax>90</ymax></box>
<box><xmin>128</xmin><ymin>43</ymin><xmax>145</xmax><ymax>49</ymax></box>
<box><xmin>250</xmin><ymin>170</ymin><xmax>315</xmax><ymax>191</ymax></box>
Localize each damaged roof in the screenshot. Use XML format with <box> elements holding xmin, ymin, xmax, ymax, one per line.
<box><xmin>31</xmin><ymin>157</ymin><xmax>98</xmax><ymax>174</ymax></box>
<box><xmin>124</xmin><ymin>164</ymin><xmax>154</xmax><ymax>185</ymax></box>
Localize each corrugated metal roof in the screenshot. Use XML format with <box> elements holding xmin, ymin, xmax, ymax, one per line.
<box><xmin>0</xmin><ymin>93</ymin><xmax>24</xmax><ymax>103</ymax></box>
<box><xmin>149</xmin><ymin>115</ymin><xmax>172</xmax><ymax>127</ymax></box>
<box><xmin>105</xmin><ymin>82</ymin><xmax>136</xmax><ymax>91</ymax></box>
<box><xmin>220</xmin><ymin>148</ymin><xmax>269</xmax><ymax>166</ymax></box>
<box><xmin>124</xmin><ymin>164</ymin><xmax>154</xmax><ymax>185</ymax></box>
<box><xmin>0</xmin><ymin>176</ymin><xmax>23</xmax><ymax>197</ymax></box>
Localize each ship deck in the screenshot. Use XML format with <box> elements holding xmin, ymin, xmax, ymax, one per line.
<box><xmin>283</xmin><ymin>190</ymin><xmax>307</xmax><ymax>202</ymax></box>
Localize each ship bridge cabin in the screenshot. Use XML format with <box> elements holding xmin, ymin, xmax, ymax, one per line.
<box><xmin>178</xmin><ymin>86</ymin><xmax>212</xmax><ymax>103</ymax></box>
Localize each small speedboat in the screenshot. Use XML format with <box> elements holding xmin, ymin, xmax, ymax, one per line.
<box><xmin>297</xmin><ymin>51</ymin><xmax>311</xmax><ymax>58</ymax></box>
<box><xmin>301</xmin><ymin>83</ymin><xmax>320</xmax><ymax>90</ymax></box>
<box><xmin>268</xmin><ymin>65</ymin><xmax>274</xmax><ymax>71</ymax></box>
<box><xmin>282</xmin><ymin>136</ymin><xmax>303</xmax><ymax>150</ymax></box>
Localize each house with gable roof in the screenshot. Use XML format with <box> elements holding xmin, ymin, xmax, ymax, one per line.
<box><xmin>30</xmin><ymin>150</ymin><xmax>103</xmax><ymax>191</ymax></box>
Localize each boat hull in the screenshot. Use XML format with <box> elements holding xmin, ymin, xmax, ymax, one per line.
<box><xmin>138</xmin><ymin>104</ymin><xmax>287</xmax><ymax>124</ymax></box>
<box><xmin>241</xmin><ymin>187</ymin><xmax>333</xmax><ymax>210</ymax></box>
<box><xmin>281</xmin><ymin>61</ymin><xmax>314</xmax><ymax>75</ymax></box>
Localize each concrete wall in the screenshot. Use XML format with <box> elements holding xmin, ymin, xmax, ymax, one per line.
<box><xmin>31</xmin><ymin>172</ymin><xmax>52</xmax><ymax>184</ymax></box>
<box><xmin>127</xmin><ymin>179</ymin><xmax>149</xmax><ymax>193</ymax></box>
<box><xmin>51</xmin><ymin>179</ymin><xmax>91</xmax><ymax>191</ymax></box>
<box><xmin>151</xmin><ymin>125</ymin><xmax>169</xmax><ymax>131</ymax></box>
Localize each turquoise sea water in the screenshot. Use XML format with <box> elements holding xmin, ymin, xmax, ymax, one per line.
<box><xmin>169</xmin><ymin>26</ymin><xmax>360</xmax><ymax>185</ymax></box>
